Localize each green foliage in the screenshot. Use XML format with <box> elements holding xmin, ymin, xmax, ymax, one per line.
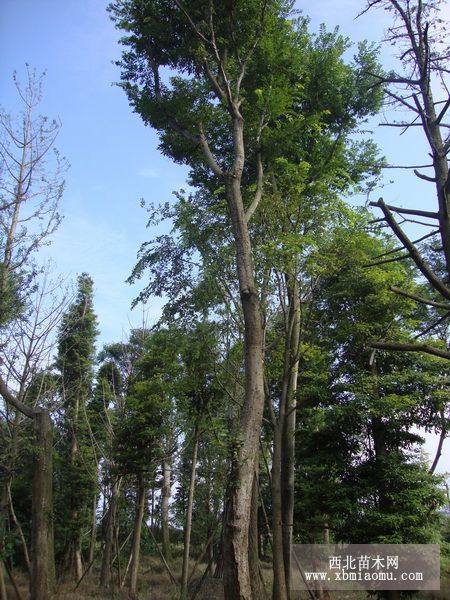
<box><xmin>54</xmin><ymin>273</ymin><xmax>99</xmax><ymax>563</ymax></box>
<box><xmin>294</xmin><ymin>225</ymin><xmax>447</xmax><ymax>545</ymax></box>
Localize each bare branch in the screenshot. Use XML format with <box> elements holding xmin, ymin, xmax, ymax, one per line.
<box><xmin>390</xmin><ymin>285</ymin><xmax>450</xmax><ymax>310</ymax></box>
<box><xmin>372</xmin><ymin>341</ymin><xmax>450</xmax><ymax>360</ymax></box>
<box><xmin>435</xmin><ymin>97</ymin><xmax>450</xmax><ymax>125</ymax></box>
<box><xmin>370</xmin><ymin>198</ymin><xmax>450</xmax><ymax>300</ymax></box>
<box><xmin>414</xmin><ymin>169</ymin><xmax>437</xmax><ymax>182</ymax></box>
<box><xmin>413</xmin><ymin>311</ymin><xmax>450</xmax><ymax>339</ymax></box>
<box><xmin>369</xmin><ymin>200</ymin><xmax>438</xmax><ymax>219</ymax></box>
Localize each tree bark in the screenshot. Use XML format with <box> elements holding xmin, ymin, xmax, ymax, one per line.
<box><xmin>129</xmin><ymin>473</ymin><xmax>146</xmax><ymax>600</ymax></box>
<box><xmin>248</xmin><ymin>472</ymin><xmax>266</xmax><ymax>600</ymax></box>
<box><xmin>272</xmin><ymin>421</ymin><xmax>288</xmax><ymax>600</ymax></box>
<box><xmin>30</xmin><ymin>409</ymin><xmax>55</xmax><ymax>600</ymax></box>
<box><xmin>222</xmin><ymin>117</ymin><xmax>266</xmax><ymax>600</ymax></box>
<box><xmin>180</xmin><ymin>427</ymin><xmax>199</xmax><ymax>600</ymax></box>
<box><xmin>161</xmin><ymin>454</ymin><xmax>172</xmax><ymax>562</ymax></box>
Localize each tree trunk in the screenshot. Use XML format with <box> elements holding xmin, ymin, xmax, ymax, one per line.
<box><xmin>0</xmin><ymin>561</ymin><xmax>7</xmax><ymax>600</ymax></box>
<box><xmin>161</xmin><ymin>454</ymin><xmax>172</xmax><ymax>561</ymax></box>
<box><xmin>180</xmin><ymin>428</ymin><xmax>199</xmax><ymax>600</ymax></box>
<box><xmin>272</xmin><ymin>421</ymin><xmax>288</xmax><ymax>600</ymax></box>
<box><xmin>0</xmin><ymin>489</ymin><xmax>9</xmax><ymax>600</ymax></box>
<box><xmin>30</xmin><ymin>409</ymin><xmax>55</xmax><ymax>600</ymax></box>
<box><xmin>248</xmin><ymin>472</ymin><xmax>266</xmax><ymax>600</ymax></box>
<box><xmin>222</xmin><ymin>118</ymin><xmax>266</xmax><ymax>600</ymax></box>
<box><xmin>64</xmin><ymin>397</ymin><xmax>83</xmax><ymax>582</ymax></box>
<box><xmin>87</xmin><ymin>493</ymin><xmax>97</xmax><ymax>576</ymax></box>
<box><xmin>129</xmin><ymin>473</ymin><xmax>146</xmax><ymax>600</ymax></box>
<box><xmin>271</xmin><ymin>275</ymin><xmax>300</xmax><ymax>600</ymax></box>
<box><xmin>100</xmin><ymin>477</ymin><xmax>120</xmax><ymax>588</ymax></box>
<box><xmin>281</xmin><ymin>277</ymin><xmax>300</xmax><ymax>595</ymax></box>
<box><xmin>7</xmin><ymin>484</ymin><xmax>31</xmax><ymax>575</ymax></box>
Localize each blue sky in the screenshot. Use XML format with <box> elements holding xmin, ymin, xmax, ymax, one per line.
<box><xmin>1</xmin><ymin>0</ymin><xmax>448</xmax><ymax>471</ymax></box>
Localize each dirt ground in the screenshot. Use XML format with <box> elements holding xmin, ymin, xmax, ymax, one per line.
<box><xmin>4</xmin><ymin>555</ymin><xmax>449</xmax><ymax>599</ymax></box>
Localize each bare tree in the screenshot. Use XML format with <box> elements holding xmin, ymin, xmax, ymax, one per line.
<box><xmin>0</xmin><ymin>67</ymin><xmax>66</xmax><ymax>600</ymax></box>
<box><xmin>0</xmin><ymin>66</ymin><xmax>65</xmax><ymax>327</ymax></box>
<box><xmin>360</xmin><ymin>1</ymin><xmax>450</xmax><ymax>358</ymax></box>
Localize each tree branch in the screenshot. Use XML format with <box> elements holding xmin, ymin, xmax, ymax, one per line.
<box><xmin>245</xmin><ymin>152</ymin><xmax>263</xmax><ymax>223</ymax></box>
<box><xmin>372</xmin><ymin>341</ymin><xmax>450</xmax><ymax>360</ymax></box>
<box><xmin>435</xmin><ymin>97</ymin><xmax>450</xmax><ymax>125</ymax></box>
<box><xmin>370</xmin><ymin>198</ymin><xmax>450</xmax><ymax>300</ymax></box>
<box><xmin>390</xmin><ymin>286</ymin><xmax>450</xmax><ymax>310</ymax></box>
<box><xmin>429</xmin><ymin>415</ymin><xmax>447</xmax><ymax>474</ymax></box>
<box><xmin>414</xmin><ymin>169</ymin><xmax>437</xmax><ymax>182</ymax></box>
<box><xmin>369</xmin><ymin>200</ymin><xmax>438</xmax><ymax>219</ymax></box>
<box><xmin>0</xmin><ymin>375</ymin><xmax>34</xmax><ymax>418</ymax></box>
<box><xmin>198</xmin><ymin>123</ymin><xmax>224</xmax><ymax>177</ymax></box>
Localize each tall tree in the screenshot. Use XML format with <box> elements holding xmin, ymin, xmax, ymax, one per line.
<box><xmin>108</xmin><ymin>2</ymin><xmax>315</xmax><ymax>595</ymax></box>
<box><xmin>0</xmin><ymin>68</ymin><xmax>65</xmax><ymax>600</ymax></box>
<box><xmin>55</xmin><ymin>273</ymin><xmax>98</xmax><ymax>581</ymax></box>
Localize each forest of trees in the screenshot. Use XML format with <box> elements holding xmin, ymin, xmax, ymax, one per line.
<box><xmin>1</xmin><ymin>1</ymin><xmax>449</xmax><ymax>600</ymax></box>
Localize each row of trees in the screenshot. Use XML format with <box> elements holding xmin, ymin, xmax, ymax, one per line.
<box><xmin>1</xmin><ymin>1</ymin><xmax>449</xmax><ymax>600</ymax></box>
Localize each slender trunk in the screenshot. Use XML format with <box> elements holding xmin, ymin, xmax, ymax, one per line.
<box><xmin>129</xmin><ymin>473</ymin><xmax>146</xmax><ymax>600</ymax></box>
<box><xmin>180</xmin><ymin>427</ymin><xmax>199</xmax><ymax>600</ymax></box>
<box><xmin>429</xmin><ymin>410</ymin><xmax>446</xmax><ymax>474</ymax></box>
<box><xmin>0</xmin><ymin>489</ymin><xmax>9</xmax><ymax>600</ymax></box>
<box><xmin>272</xmin><ymin>276</ymin><xmax>300</xmax><ymax>600</ymax></box>
<box><xmin>4</xmin><ymin>565</ymin><xmax>23</xmax><ymax>600</ymax></box>
<box><xmin>150</xmin><ymin>487</ymin><xmax>154</xmax><ymax>532</ymax></box>
<box><xmin>87</xmin><ymin>493</ymin><xmax>97</xmax><ymax>575</ymax></box>
<box><xmin>0</xmin><ymin>561</ymin><xmax>7</xmax><ymax>600</ymax></box>
<box><xmin>64</xmin><ymin>396</ymin><xmax>83</xmax><ymax>582</ymax></box>
<box><xmin>121</xmin><ymin>551</ymin><xmax>133</xmax><ymax>589</ymax></box>
<box><xmin>322</xmin><ymin>523</ymin><xmax>329</xmax><ymax>544</ymax></box>
<box><xmin>30</xmin><ymin>409</ymin><xmax>55</xmax><ymax>600</ymax></box>
<box><xmin>213</xmin><ymin>504</ymin><xmax>227</xmax><ymax>580</ymax></box>
<box><xmin>207</xmin><ymin>537</ymin><xmax>214</xmax><ymax>577</ymax></box>
<box><xmin>222</xmin><ymin>121</ymin><xmax>266</xmax><ymax>599</ymax></box>
<box><xmin>248</xmin><ymin>472</ymin><xmax>266</xmax><ymax>599</ymax></box>
<box><xmin>281</xmin><ymin>277</ymin><xmax>300</xmax><ymax>595</ymax></box>
<box><xmin>272</xmin><ymin>421</ymin><xmax>287</xmax><ymax>600</ymax></box>
<box><xmin>7</xmin><ymin>485</ymin><xmax>31</xmax><ymax>574</ymax></box>
<box><xmin>100</xmin><ymin>477</ymin><xmax>120</xmax><ymax>588</ymax></box>
<box><xmin>161</xmin><ymin>455</ymin><xmax>171</xmax><ymax>561</ymax></box>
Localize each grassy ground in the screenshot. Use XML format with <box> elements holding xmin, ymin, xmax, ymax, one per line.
<box><xmin>4</xmin><ymin>552</ymin><xmax>450</xmax><ymax>599</ymax></box>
